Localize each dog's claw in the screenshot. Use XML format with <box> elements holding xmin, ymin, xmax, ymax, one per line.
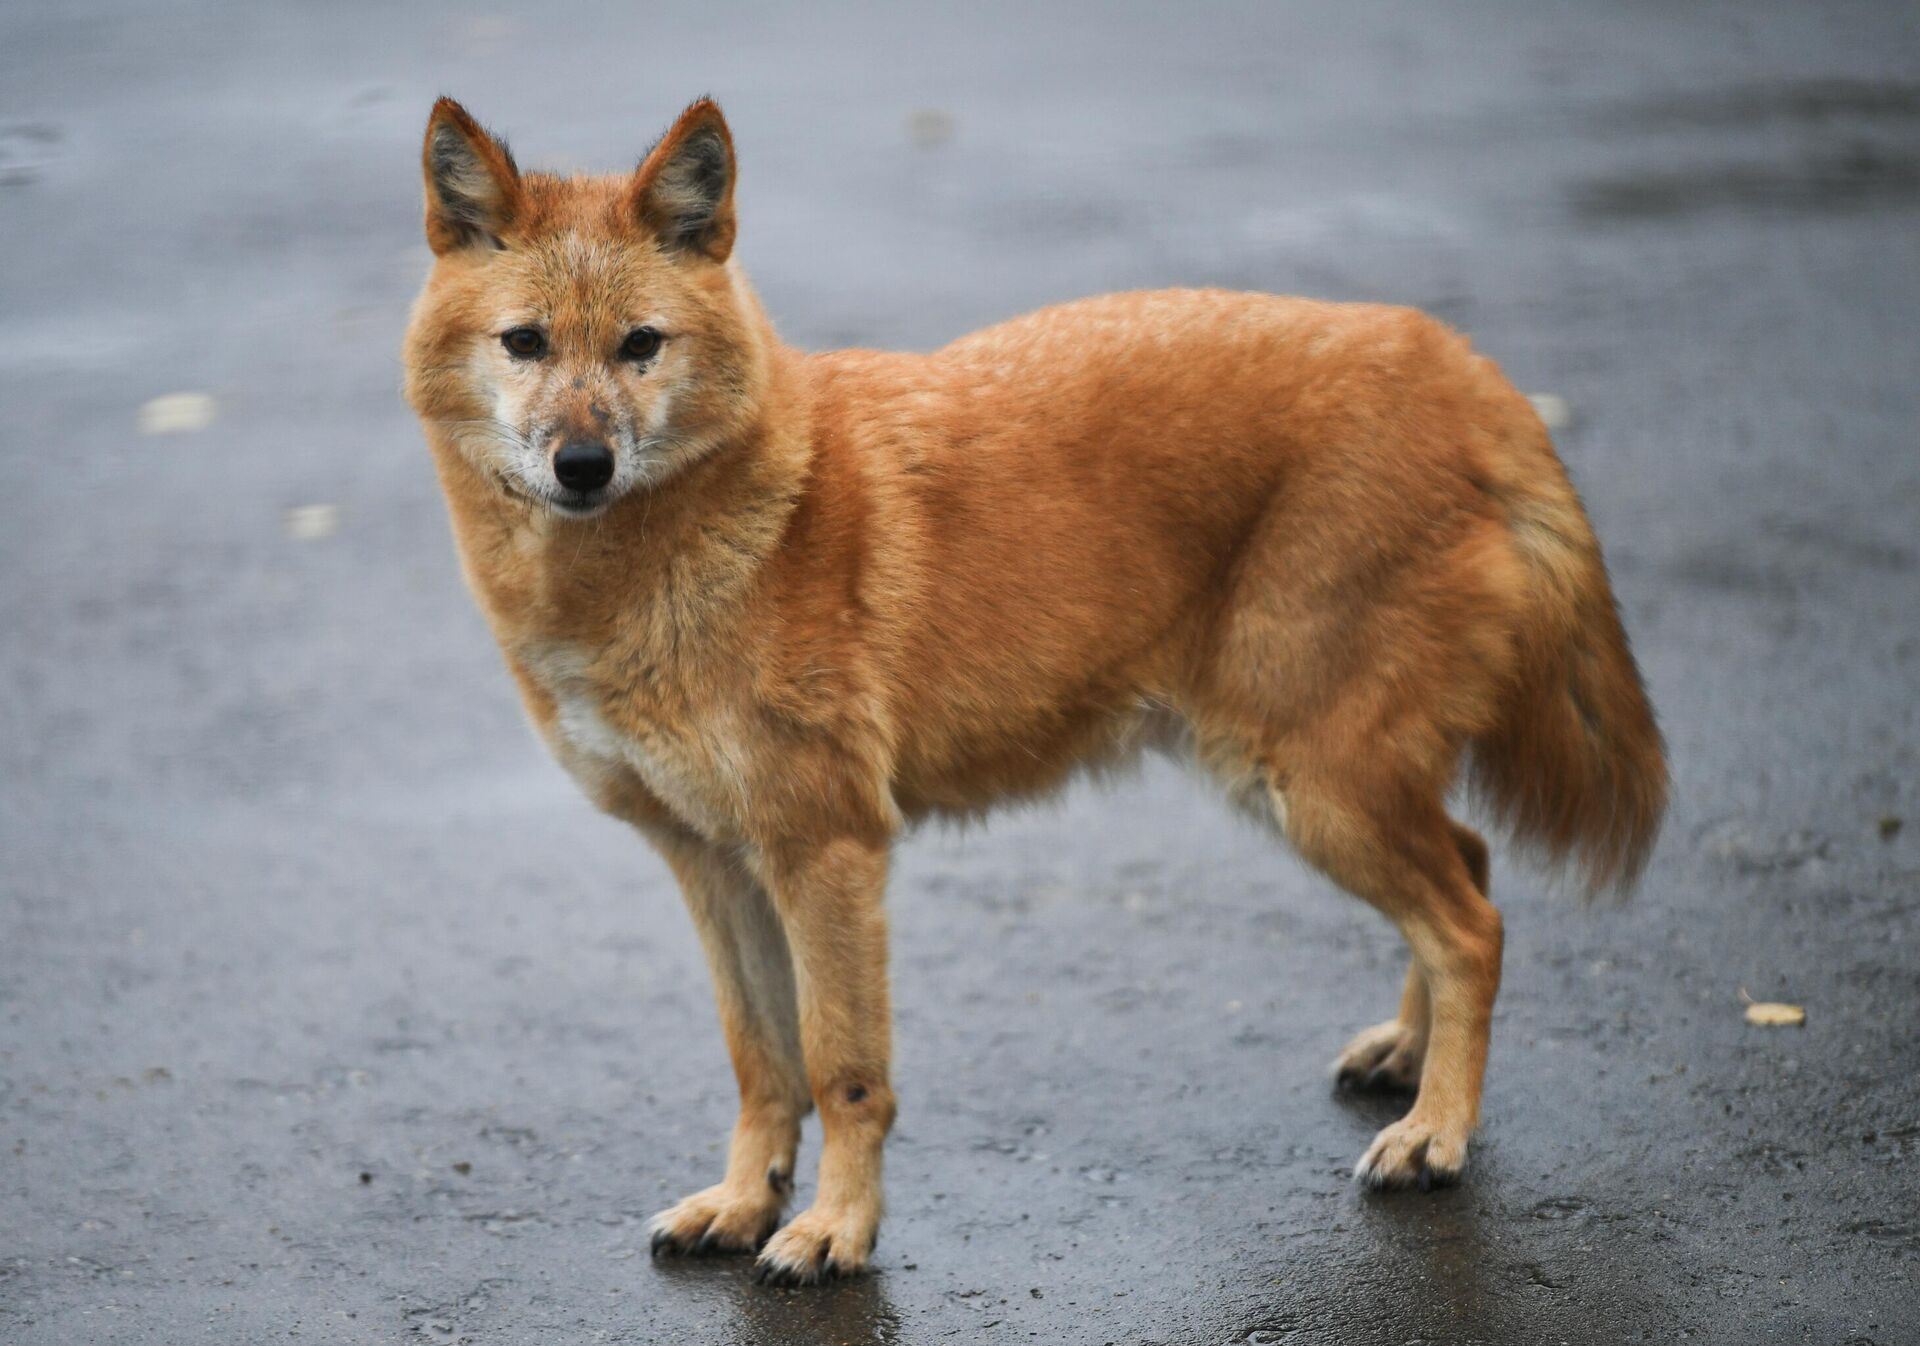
<box><xmin>752</xmin><ymin>1212</ymin><xmax>872</xmax><ymax>1286</ymax></box>
<box><xmin>752</xmin><ymin>1256</ymin><xmax>822</xmax><ymax>1287</ymax></box>
<box><xmin>1355</xmin><ymin>1116</ymin><xmax>1467</xmax><ymax>1190</ymax></box>
<box><xmin>1333</xmin><ymin>1020</ymin><xmax>1427</xmax><ymax>1095</ymax></box>
<box><xmin>647</xmin><ymin>1184</ymin><xmax>786</xmax><ymax>1260</ymax></box>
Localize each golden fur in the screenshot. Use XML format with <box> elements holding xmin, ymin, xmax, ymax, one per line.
<box><xmin>403</xmin><ymin>98</ymin><xmax>1667</xmax><ymax>1285</ymax></box>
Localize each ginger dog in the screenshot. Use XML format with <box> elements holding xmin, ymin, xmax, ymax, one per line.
<box><xmin>403</xmin><ymin>97</ymin><xmax>1667</xmax><ymax>1285</ymax></box>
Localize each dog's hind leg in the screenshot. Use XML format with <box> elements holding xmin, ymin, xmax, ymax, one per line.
<box><xmin>646</xmin><ymin>831</ymin><xmax>811</xmax><ymax>1256</ymax></box>
<box><xmin>1280</xmin><ymin>774</ymin><xmax>1503</xmax><ymax>1188</ymax></box>
<box><xmin>1331</xmin><ymin>822</ymin><xmax>1490</xmax><ymax>1094</ymax></box>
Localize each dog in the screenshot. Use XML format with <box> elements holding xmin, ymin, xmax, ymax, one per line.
<box><xmin>402</xmin><ymin>96</ymin><xmax>1667</xmax><ymax>1285</ymax></box>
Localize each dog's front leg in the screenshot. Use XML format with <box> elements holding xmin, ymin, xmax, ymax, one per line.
<box><xmin>751</xmin><ymin>834</ymin><xmax>894</xmax><ymax>1285</ymax></box>
<box><xmin>647</xmin><ymin>831</ymin><xmax>811</xmax><ymax>1256</ymax></box>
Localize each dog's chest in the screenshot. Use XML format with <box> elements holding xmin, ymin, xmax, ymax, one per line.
<box><xmin>518</xmin><ymin>642</ymin><xmax>748</xmax><ymax>842</ymax></box>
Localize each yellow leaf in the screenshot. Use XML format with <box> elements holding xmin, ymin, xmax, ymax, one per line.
<box><xmin>138</xmin><ymin>392</ymin><xmax>217</xmax><ymax>434</ymax></box>
<box><xmin>284</xmin><ymin>504</ymin><xmax>339</xmax><ymax>541</ymax></box>
<box><xmin>1744</xmin><ymin>1002</ymin><xmax>1806</xmax><ymax>1027</ymax></box>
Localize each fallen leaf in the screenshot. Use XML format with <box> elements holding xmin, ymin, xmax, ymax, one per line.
<box><xmin>1744</xmin><ymin>1001</ymin><xmax>1806</xmax><ymax>1027</ymax></box>
<box><xmin>285</xmin><ymin>503</ymin><xmax>339</xmax><ymax>541</ymax></box>
<box><xmin>138</xmin><ymin>392</ymin><xmax>217</xmax><ymax>434</ymax></box>
<box><xmin>907</xmin><ymin>109</ymin><xmax>955</xmax><ymax>149</ymax></box>
<box><xmin>1527</xmin><ymin>392</ymin><xmax>1572</xmax><ymax>432</ymax></box>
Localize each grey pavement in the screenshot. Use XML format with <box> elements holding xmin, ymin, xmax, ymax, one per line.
<box><xmin>2</xmin><ymin>3</ymin><xmax>1917</xmax><ymax>1343</ymax></box>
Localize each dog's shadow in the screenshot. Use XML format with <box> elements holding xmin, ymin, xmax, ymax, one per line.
<box><xmin>1329</xmin><ymin>1079</ymin><xmax>1417</xmax><ymax>1126</ymax></box>
<box><xmin>650</xmin><ymin>1255</ymin><xmax>901</xmax><ymax>1344</ymax></box>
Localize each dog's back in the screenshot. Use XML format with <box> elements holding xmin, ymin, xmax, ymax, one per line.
<box><xmin>795</xmin><ymin>290</ymin><xmax>1663</xmax><ymax>890</ymax></box>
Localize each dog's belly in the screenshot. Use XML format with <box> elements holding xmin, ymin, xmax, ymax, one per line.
<box><xmin>520</xmin><ymin>643</ymin><xmax>747</xmax><ymax>842</ymax></box>
<box><xmin>892</xmin><ymin>695</ymin><xmax>1187</xmax><ymax>822</ymax></box>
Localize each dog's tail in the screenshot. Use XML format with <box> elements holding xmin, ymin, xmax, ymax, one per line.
<box><xmin>1470</xmin><ymin>428</ymin><xmax>1668</xmax><ymax>896</ymax></box>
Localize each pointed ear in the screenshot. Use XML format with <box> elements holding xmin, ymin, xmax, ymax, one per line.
<box><xmin>632</xmin><ymin>99</ymin><xmax>737</xmax><ymax>262</ymax></box>
<box><xmin>422</xmin><ymin>97</ymin><xmax>522</xmax><ymax>255</ymax></box>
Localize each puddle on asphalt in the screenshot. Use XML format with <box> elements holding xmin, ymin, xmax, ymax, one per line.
<box><xmin>1606</xmin><ymin>78</ymin><xmax>1920</xmax><ymax>130</ymax></box>
<box><xmin>1528</xmin><ymin>1194</ymin><xmax>1591</xmax><ymax>1221</ymax></box>
<box><xmin>0</xmin><ymin>122</ymin><xmax>62</xmax><ymax>185</ymax></box>
<box><xmin>1575</xmin><ymin>77</ymin><xmax>1920</xmax><ymax>220</ymax></box>
<box><xmin>1570</xmin><ymin>145</ymin><xmax>1920</xmax><ymax>220</ymax></box>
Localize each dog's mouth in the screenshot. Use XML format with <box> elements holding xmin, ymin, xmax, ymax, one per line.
<box><xmin>495</xmin><ymin>474</ymin><xmax>613</xmax><ymax>520</ymax></box>
<box><xmin>548</xmin><ymin>488</ymin><xmax>610</xmax><ymax>518</ymax></box>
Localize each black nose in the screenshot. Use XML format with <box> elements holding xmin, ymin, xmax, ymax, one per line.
<box><xmin>552</xmin><ymin>441</ymin><xmax>615</xmax><ymax>492</ymax></box>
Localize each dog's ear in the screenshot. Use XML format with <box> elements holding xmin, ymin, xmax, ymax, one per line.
<box><xmin>632</xmin><ymin>99</ymin><xmax>736</xmax><ymax>262</ymax></box>
<box><xmin>422</xmin><ymin>97</ymin><xmax>522</xmax><ymax>255</ymax></box>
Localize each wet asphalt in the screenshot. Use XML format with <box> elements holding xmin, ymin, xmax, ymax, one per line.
<box><xmin>2</xmin><ymin>3</ymin><xmax>1918</xmax><ymax>1343</ymax></box>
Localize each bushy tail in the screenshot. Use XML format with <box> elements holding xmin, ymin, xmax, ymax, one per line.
<box><xmin>1471</xmin><ymin>449</ymin><xmax>1669</xmax><ymax>896</ymax></box>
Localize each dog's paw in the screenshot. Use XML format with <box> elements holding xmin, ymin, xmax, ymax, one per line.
<box><xmin>648</xmin><ymin>1183</ymin><xmax>784</xmax><ymax>1257</ymax></box>
<box><xmin>1354</xmin><ymin>1115</ymin><xmax>1468</xmax><ymax>1190</ymax></box>
<box><xmin>750</xmin><ymin>1204</ymin><xmax>878</xmax><ymax>1286</ymax></box>
<box><xmin>1332</xmin><ymin>1019</ymin><xmax>1423</xmax><ymax>1093</ymax></box>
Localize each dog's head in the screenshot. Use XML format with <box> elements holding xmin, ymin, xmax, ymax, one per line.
<box><xmin>403</xmin><ymin>98</ymin><xmax>768</xmax><ymax>519</ymax></box>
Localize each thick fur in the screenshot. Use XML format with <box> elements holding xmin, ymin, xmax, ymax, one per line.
<box><xmin>403</xmin><ymin>98</ymin><xmax>1667</xmax><ymax>1284</ymax></box>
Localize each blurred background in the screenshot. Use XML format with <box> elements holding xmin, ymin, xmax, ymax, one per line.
<box><xmin>3</xmin><ymin>3</ymin><xmax>1916</xmax><ymax>1342</ymax></box>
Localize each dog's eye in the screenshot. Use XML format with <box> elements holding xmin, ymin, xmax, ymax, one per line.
<box><xmin>501</xmin><ymin>327</ymin><xmax>547</xmax><ymax>359</ymax></box>
<box><xmin>620</xmin><ymin>327</ymin><xmax>663</xmax><ymax>363</ymax></box>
